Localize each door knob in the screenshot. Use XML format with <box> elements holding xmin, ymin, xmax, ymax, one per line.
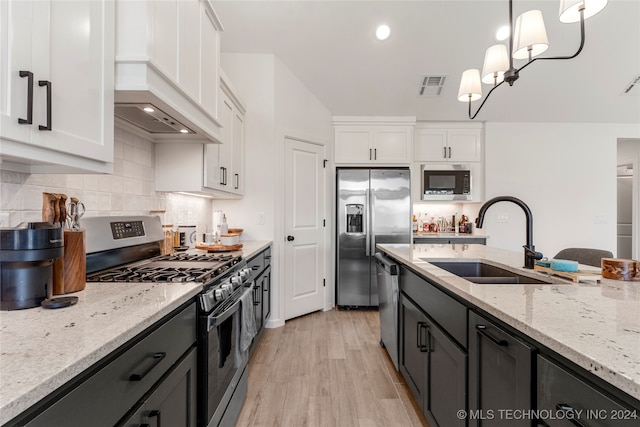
<box><xmin>287</xmin><ymin>235</ymin><xmax>295</xmax><ymax>241</ymax></box>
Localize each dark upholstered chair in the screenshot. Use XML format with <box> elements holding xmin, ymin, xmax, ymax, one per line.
<box><xmin>553</xmin><ymin>248</ymin><xmax>614</xmax><ymax>268</ymax></box>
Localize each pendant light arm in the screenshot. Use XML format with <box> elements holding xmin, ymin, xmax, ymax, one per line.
<box><xmin>468</xmin><ymin>80</ymin><xmax>506</xmax><ymax>119</ymax></box>
<box><xmin>516</xmin><ymin>8</ymin><xmax>585</xmax><ymax>75</ymax></box>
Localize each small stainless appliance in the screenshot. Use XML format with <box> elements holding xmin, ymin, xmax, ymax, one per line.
<box><xmin>375</xmin><ymin>252</ymin><xmax>399</xmax><ymax>370</ymax></box>
<box><xmin>0</xmin><ymin>222</ymin><xmax>63</xmax><ymax>310</ymax></box>
<box><xmin>83</xmin><ymin>216</ymin><xmax>255</xmax><ymax>427</ymax></box>
<box><xmin>421</xmin><ymin>164</ymin><xmax>472</xmax><ymax>201</ymax></box>
<box><xmin>336</xmin><ymin>168</ymin><xmax>411</xmax><ymax>308</ymax></box>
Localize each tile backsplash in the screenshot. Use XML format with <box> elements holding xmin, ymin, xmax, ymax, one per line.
<box><xmin>0</xmin><ymin>127</ymin><xmax>212</xmax><ymax>233</ymax></box>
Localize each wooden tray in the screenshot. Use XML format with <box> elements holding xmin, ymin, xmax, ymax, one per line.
<box><xmin>195</xmin><ymin>242</ymin><xmax>243</xmax><ymax>252</ymax></box>
<box><xmin>534</xmin><ymin>264</ymin><xmax>601</xmax><ymax>283</ymax></box>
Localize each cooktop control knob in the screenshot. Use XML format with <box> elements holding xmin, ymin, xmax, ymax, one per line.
<box><xmin>231</xmin><ymin>276</ymin><xmax>241</xmax><ymax>285</ymax></box>
<box><xmin>214</xmin><ymin>289</ymin><xmax>223</xmax><ymax>301</ymax></box>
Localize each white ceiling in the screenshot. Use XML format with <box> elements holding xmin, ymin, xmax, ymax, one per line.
<box><xmin>214</xmin><ymin>0</ymin><xmax>640</xmax><ymax>123</ymax></box>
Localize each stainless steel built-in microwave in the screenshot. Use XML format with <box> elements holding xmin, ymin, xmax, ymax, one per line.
<box><xmin>421</xmin><ymin>164</ymin><xmax>472</xmax><ymax>201</ymax></box>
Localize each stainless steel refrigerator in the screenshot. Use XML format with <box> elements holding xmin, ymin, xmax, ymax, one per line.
<box><xmin>336</xmin><ymin>168</ymin><xmax>411</xmax><ymax>307</ymax></box>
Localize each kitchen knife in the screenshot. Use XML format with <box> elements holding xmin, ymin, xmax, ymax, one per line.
<box><xmin>42</xmin><ymin>193</ymin><xmax>57</xmax><ymax>223</ymax></box>
<box><xmin>58</xmin><ymin>194</ymin><xmax>67</xmax><ymax>228</ymax></box>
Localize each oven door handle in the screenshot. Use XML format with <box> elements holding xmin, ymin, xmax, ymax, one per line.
<box><xmin>207</xmin><ymin>300</ymin><xmax>240</xmax><ymax>331</ymax></box>
<box><xmin>206</xmin><ymin>283</ymin><xmax>254</xmax><ymax>331</ymax></box>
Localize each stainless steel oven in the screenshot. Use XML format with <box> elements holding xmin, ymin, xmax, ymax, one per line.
<box><xmin>197</xmin><ymin>261</ymin><xmax>254</xmax><ymax>427</ymax></box>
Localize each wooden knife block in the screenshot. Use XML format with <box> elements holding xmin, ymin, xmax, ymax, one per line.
<box><xmin>53</xmin><ymin>229</ymin><xmax>86</xmax><ymax>295</ymax></box>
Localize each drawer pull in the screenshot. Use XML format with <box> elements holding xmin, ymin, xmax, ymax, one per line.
<box><xmin>129</xmin><ymin>352</ymin><xmax>166</xmax><ymax>381</ymax></box>
<box><xmin>476</xmin><ymin>324</ymin><xmax>508</xmax><ymax>347</ymax></box>
<box><xmin>556</xmin><ymin>404</ymin><xmax>587</xmax><ymax>427</ymax></box>
<box><xmin>148</xmin><ymin>409</ymin><xmax>162</xmax><ymax>427</ymax></box>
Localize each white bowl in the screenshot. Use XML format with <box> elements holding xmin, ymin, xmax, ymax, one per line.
<box><xmin>220</xmin><ymin>233</ymin><xmax>239</xmax><ymax>246</ymax></box>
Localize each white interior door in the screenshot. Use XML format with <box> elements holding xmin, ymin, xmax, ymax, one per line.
<box><xmin>284</xmin><ymin>137</ymin><xmax>325</xmax><ymax>320</ymax></box>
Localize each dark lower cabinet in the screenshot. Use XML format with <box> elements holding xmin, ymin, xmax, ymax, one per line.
<box><xmin>261</xmin><ymin>265</ymin><xmax>271</xmax><ymax>325</ymax></box>
<box><xmin>400</xmin><ymin>294</ymin><xmax>467</xmax><ymax>427</ymax></box>
<box><xmin>537</xmin><ymin>355</ymin><xmax>636</xmax><ymax>427</ymax></box>
<box><xmin>468</xmin><ymin>311</ymin><xmax>535</xmax><ymax>427</ymax></box>
<box><xmin>119</xmin><ymin>347</ymin><xmax>197</xmax><ymax>427</ymax></box>
<box><xmin>400</xmin><ymin>294</ymin><xmax>428</xmax><ymax>408</ymax></box>
<box><xmin>253</xmin><ymin>274</ymin><xmax>264</xmax><ymax>334</ymax></box>
<box><xmin>17</xmin><ymin>303</ymin><xmax>196</xmax><ymax>427</ymax></box>
<box><xmin>247</xmin><ymin>246</ymin><xmax>272</xmax><ymax>355</ymax></box>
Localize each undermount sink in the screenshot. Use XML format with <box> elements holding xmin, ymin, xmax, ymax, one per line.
<box><xmin>424</xmin><ymin>260</ymin><xmax>554</xmax><ymax>285</ymax></box>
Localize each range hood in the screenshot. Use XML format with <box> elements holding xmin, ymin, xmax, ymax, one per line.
<box><xmin>114</xmin><ymin>89</ymin><xmax>222</xmax><ymax>144</ymax></box>
<box><xmin>115</xmin><ymin>104</ymin><xmax>195</xmax><ymax>135</ymax></box>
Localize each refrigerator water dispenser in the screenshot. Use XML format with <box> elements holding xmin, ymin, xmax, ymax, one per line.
<box><xmin>346</xmin><ymin>204</ymin><xmax>364</xmax><ymax>233</ymax></box>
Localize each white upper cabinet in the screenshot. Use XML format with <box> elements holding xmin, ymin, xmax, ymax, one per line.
<box><xmin>156</xmin><ymin>72</ymin><xmax>246</xmax><ymax>198</ymax></box>
<box><xmin>333</xmin><ymin>117</ymin><xmax>415</xmax><ymax>164</ymax></box>
<box><xmin>115</xmin><ymin>0</ymin><xmax>222</xmax><ymax>143</ymax></box>
<box><xmin>0</xmin><ymin>0</ymin><xmax>114</xmax><ymax>173</ymax></box>
<box><xmin>414</xmin><ymin>124</ymin><xmax>482</xmax><ymax>163</ymax></box>
<box><xmin>204</xmin><ymin>73</ymin><xmax>245</xmax><ymax>195</ymax></box>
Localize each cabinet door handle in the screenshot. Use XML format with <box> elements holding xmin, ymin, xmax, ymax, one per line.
<box><xmin>253</xmin><ymin>287</ymin><xmax>258</xmax><ymax>305</ymax></box>
<box><xmin>148</xmin><ymin>409</ymin><xmax>162</xmax><ymax>427</ymax></box>
<box><xmin>38</xmin><ymin>80</ymin><xmax>52</xmax><ymax>131</ymax></box>
<box><xmin>417</xmin><ymin>322</ymin><xmax>429</xmax><ymax>352</ymax></box>
<box><xmin>18</xmin><ymin>71</ymin><xmax>33</xmax><ymax>125</ymax></box>
<box><xmin>129</xmin><ymin>352</ymin><xmax>166</xmax><ymax>381</ymax></box>
<box><xmin>443</xmin><ymin>146</ymin><xmax>447</xmax><ymax>158</ymax></box>
<box><xmin>448</xmin><ymin>146</ymin><xmax>451</xmax><ymax>158</ymax></box>
<box><xmin>234</xmin><ymin>173</ymin><xmax>239</xmax><ymax>189</ymax></box>
<box><xmin>219</xmin><ymin>167</ymin><xmax>224</xmax><ymax>185</ymax></box>
<box><xmin>556</xmin><ymin>404</ymin><xmax>587</xmax><ymax>427</ymax></box>
<box><xmin>476</xmin><ymin>325</ymin><xmax>508</xmax><ymax>347</ymax></box>
<box><xmin>374</xmin><ymin>148</ymin><xmax>377</xmax><ymax>160</ymax></box>
<box><xmin>369</xmin><ymin>148</ymin><xmax>372</xmax><ymax>160</ymax></box>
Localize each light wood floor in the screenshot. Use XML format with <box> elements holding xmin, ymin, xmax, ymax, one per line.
<box><xmin>236</xmin><ymin>308</ymin><xmax>430</xmax><ymax>427</ymax></box>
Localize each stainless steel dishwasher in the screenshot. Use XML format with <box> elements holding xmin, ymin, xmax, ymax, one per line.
<box><xmin>375</xmin><ymin>252</ymin><xmax>399</xmax><ymax>370</ymax></box>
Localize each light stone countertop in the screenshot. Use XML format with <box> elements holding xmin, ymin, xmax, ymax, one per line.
<box><xmin>413</xmin><ymin>232</ymin><xmax>488</xmax><ymax>239</ymax></box>
<box><xmin>378</xmin><ymin>243</ymin><xmax>640</xmax><ymax>403</ymax></box>
<box><xmin>0</xmin><ymin>240</ymin><xmax>272</xmax><ymax>426</ymax></box>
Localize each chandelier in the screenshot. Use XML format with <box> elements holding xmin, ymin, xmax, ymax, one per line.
<box><xmin>457</xmin><ymin>0</ymin><xmax>608</xmax><ymax>119</ymax></box>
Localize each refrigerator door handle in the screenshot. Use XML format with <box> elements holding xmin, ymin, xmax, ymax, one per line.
<box><xmin>370</xmin><ymin>187</ymin><xmax>376</xmax><ymax>255</ymax></box>
<box><xmin>365</xmin><ymin>189</ymin><xmax>370</xmax><ymax>256</ymax></box>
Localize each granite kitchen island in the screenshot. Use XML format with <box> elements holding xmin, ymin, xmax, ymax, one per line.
<box><xmin>378</xmin><ymin>243</ymin><xmax>640</xmax><ymax>425</ymax></box>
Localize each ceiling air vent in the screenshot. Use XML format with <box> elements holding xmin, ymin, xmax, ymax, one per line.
<box><xmin>622</xmin><ymin>73</ymin><xmax>640</xmax><ymax>95</ymax></box>
<box><xmin>417</xmin><ymin>75</ymin><xmax>446</xmax><ymax>97</ymax></box>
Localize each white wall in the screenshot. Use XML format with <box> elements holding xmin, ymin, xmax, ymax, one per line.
<box><xmin>217</xmin><ymin>53</ymin><xmax>332</xmax><ymax>327</ymax></box>
<box><xmin>483</xmin><ymin>123</ymin><xmax>640</xmax><ymax>260</ymax></box>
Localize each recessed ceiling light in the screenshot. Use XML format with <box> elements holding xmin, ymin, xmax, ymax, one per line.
<box><xmin>376</xmin><ymin>24</ymin><xmax>391</xmax><ymax>41</ymax></box>
<box><xmin>495</xmin><ymin>25</ymin><xmax>510</xmax><ymax>41</ymax></box>
<box><xmin>143</xmin><ymin>107</ymin><xmax>155</xmax><ymax>113</ymax></box>
<box><xmin>179</xmin><ymin>129</ymin><xmax>189</xmax><ymax>134</ymax></box>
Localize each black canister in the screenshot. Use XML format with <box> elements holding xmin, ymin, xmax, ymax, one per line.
<box><xmin>0</xmin><ymin>222</ymin><xmax>63</xmax><ymax>310</ymax></box>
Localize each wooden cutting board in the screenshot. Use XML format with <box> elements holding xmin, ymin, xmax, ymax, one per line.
<box><xmin>195</xmin><ymin>242</ymin><xmax>243</xmax><ymax>252</ymax></box>
<box><xmin>534</xmin><ymin>264</ymin><xmax>602</xmax><ymax>283</ymax></box>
